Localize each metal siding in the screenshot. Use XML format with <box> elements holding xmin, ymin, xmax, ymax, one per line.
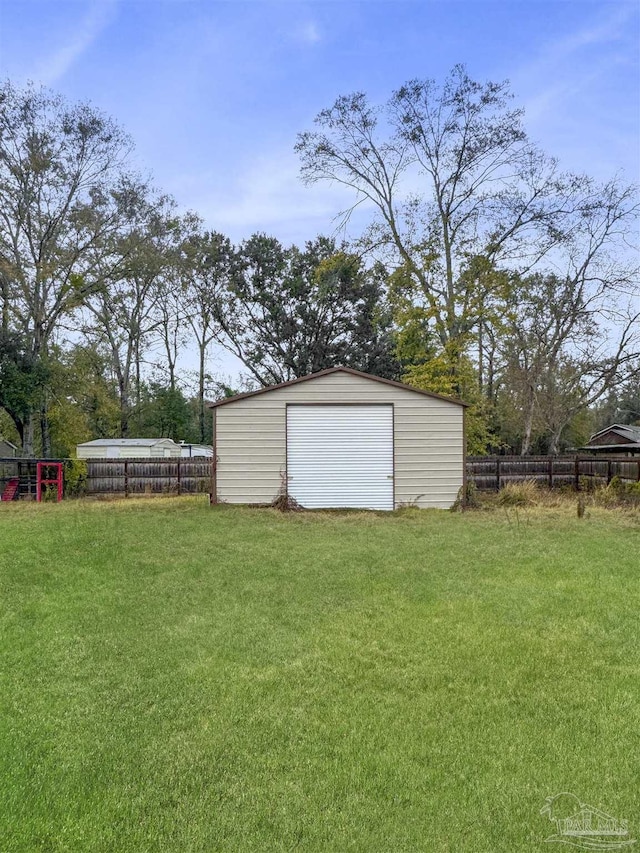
<box><xmin>215</xmin><ymin>371</ymin><xmax>464</xmax><ymax>508</ymax></box>
<box><xmin>286</xmin><ymin>405</ymin><xmax>393</xmax><ymax>510</ymax></box>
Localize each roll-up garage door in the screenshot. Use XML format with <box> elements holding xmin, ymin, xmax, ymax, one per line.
<box><xmin>286</xmin><ymin>405</ymin><xmax>394</xmax><ymax>510</ymax></box>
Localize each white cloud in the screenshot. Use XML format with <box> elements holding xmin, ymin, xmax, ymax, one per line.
<box><xmin>30</xmin><ymin>0</ymin><xmax>117</xmax><ymax>85</ymax></box>
<box><xmin>294</xmin><ymin>20</ymin><xmax>322</xmax><ymax>45</ymax></box>
<box><xmin>169</xmin><ymin>148</ymin><xmax>364</xmax><ymax>245</ymax></box>
<box><xmin>513</xmin><ymin>3</ymin><xmax>636</xmax><ymax>122</ymax></box>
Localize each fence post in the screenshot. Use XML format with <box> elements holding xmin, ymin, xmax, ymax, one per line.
<box><xmin>496</xmin><ymin>458</ymin><xmax>501</xmax><ymax>492</ymax></box>
<box><xmin>548</xmin><ymin>457</ymin><xmax>553</xmax><ymax>489</ymax></box>
<box><xmin>637</xmin><ymin>460</ymin><xmax>640</xmax><ymax>483</ymax></box>
<box><xmin>124</xmin><ymin>460</ymin><xmax>129</xmax><ymax>498</ymax></box>
<box><xmin>177</xmin><ymin>459</ymin><xmax>181</xmax><ymax>496</ymax></box>
<box><xmin>607</xmin><ymin>459</ymin><xmax>612</xmax><ymax>485</ymax></box>
<box><xmin>575</xmin><ymin>457</ymin><xmax>580</xmax><ymax>492</ymax></box>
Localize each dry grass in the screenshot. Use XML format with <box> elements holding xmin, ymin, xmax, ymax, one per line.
<box><xmin>476</xmin><ymin>482</ymin><xmax>640</xmax><ymax>527</ymax></box>
<box><xmin>497</xmin><ymin>479</ymin><xmax>539</xmax><ymax>507</ymax></box>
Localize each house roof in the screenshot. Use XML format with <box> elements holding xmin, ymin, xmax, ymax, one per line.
<box><xmin>579</xmin><ymin>443</ymin><xmax>640</xmax><ymax>452</ymax></box>
<box><xmin>588</xmin><ymin>423</ymin><xmax>640</xmax><ymax>443</ymax></box>
<box><xmin>207</xmin><ymin>366</ymin><xmax>468</xmax><ymax>409</ymax></box>
<box><xmin>0</xmin><ymin>437</ymin><xmax>18</xmax><ymax>449</ymax></box>
<box><xmin>77</xmin><ymin>438</ymin><xmax>177</xmax><ymax>447</ymax></box>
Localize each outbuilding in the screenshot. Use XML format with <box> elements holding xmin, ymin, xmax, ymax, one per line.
<box><xmin>76</xmin><ymin>438</ymin><xmax>183</xmax><ymax>459</ymax></box>
<box><xmin>581</xmin><ymin>423</ymin><xmax>640</xmax><ymax>456</ymax></box>
<box><xmin>209</xmin><ymin>367</ymin><xmax>467</xmax><ymax>510</ymax></box>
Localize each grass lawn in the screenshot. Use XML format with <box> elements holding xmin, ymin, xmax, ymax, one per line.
<box><xmin>0</xmin><ymin>498</ymin><xmax>638</xmax><ymax>851</ymax></box>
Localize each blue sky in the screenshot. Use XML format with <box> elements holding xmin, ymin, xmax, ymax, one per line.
<box><xmin>0</xmin><ymin>0</ymin><xmax>638</xmax><ymax>380</ymax></box>
<box><xmin>1</xmin><ymin>0</ymin><xmax>638</xmax><ymax>244</ymax></box>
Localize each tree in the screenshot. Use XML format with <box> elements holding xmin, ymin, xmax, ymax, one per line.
<box><xmin>213</xmin><ymin>234</ymin><xmax>400</xmax><ymax>385</ymax></box>
<box><xmin>593</xmin><ymin>379</ymin><xmax>640</xmax><ymax>430</ymax></box>
<box><xmin>180</xmin><ymin>225</ymin><xmax>235</xmax><ymax>442</ymax></box>
<box><xmin>296</xmin><ymin>66</ymin><xmax>639</xmax><ymax>405</ymax></box>
<box><xmin>0</xmin><ymin>81</ymin><xmax>135</xmax><ymax>454</ymax></box>
<box><xmin>84</xmin><ymin>191</ymin><xmax>179</xmax><ymax>436</ymax></box>
<box><xmin>499</xmin><ymin>273</ymin><xmax>640</xmax><ymax>453</ymax></box>
<box><xmin>137</xmin><ymin>382</ymin><xmax>195</xmax><ymax>443</ymax></box>
<box><xmin>46</xmin><ymin>343</ymin><xmax>120</xmax><ymax>457</ymax></box>
<box><xmin>0</xmin><ymin>331</ymin><xmax>49</xmax><ymax>452</ymax></box>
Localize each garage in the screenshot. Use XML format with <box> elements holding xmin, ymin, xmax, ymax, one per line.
<box><xmin>209</xmin><ymin>366</ymin><xmax>466</xmax><ymax>510</ymax></box>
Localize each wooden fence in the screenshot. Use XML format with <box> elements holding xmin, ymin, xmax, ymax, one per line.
<box><xmin>86</xmin><ymin>458</ymin><xmax>212</xmax><ymax>496</ymax></box>
<box><xmin>5</xmin><ymin>455</ymin><xmax>638</xmax><ymax>500</ymax></box>
<box><xmin>467</xmin><ymin>455</ymin><xmax>640</xmax><ymax>491</ymax></box>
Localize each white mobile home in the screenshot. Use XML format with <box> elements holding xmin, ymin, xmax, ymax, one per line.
<box><xmin>209</xmin><ymin>367</ymin><xmax>467</xmax><ymax>510</ymax></box>
<box><xmin>76</xmin><ymin>438</ymin><xmax>183</xmax><ymax>459</ymax></box>
<box><xmin>179</xmin><ymin>443</ymin><xmax>214</xmax><ymax>458</ymax></box>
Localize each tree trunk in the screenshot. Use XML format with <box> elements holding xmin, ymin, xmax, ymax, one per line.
<box><xmin>1</xmin><ymin>277</ymin><xmax>9</xmax><ymax>334</ymax></box>
<box><xmin>548</xmin><ymin>425</ymin><xmax>565</xmax><ymax>456</ymax></box>
<box><xmin>478</xmin><ymin>318</ymin><xmax>484</xmax><ymax>394</ymax></box>
<box><xmin>40</xmin><ymin>403</ymin><xmax>52</xmax><ymax>458</ymax></box>
<box><xmin>120</xmin><ymin>386</ymin><xmax>130</xmax><ymax>437</ymax></box>
<box><xmin>22</xmin><ymin>414</ymin><xmax>35</xmax><ymax>457</ymax></box>
<box><xmin>521</xmin><ymin>392</ymin><xmax>535</xmax><ymax>455</ymax></box>
<box><xmin>198</xmin><ymin>341</ymin><xmax>206</xmax><ymax>443</ymax></box>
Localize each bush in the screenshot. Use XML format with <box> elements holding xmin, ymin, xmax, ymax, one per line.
<box><xmin>64</xmin><ymin>459</ymin><xmax>87</xmax><ymax>498</ymax></box>
<box><xmin>593</xmin><ymin>477</ymin><xmax>640</xmax><ymax>508</ymax></box>
<box><xmin>498</xmin><ymin>479</ymin><xmax>539</xmax><ymax>508</ymax></box>
<box><xmin>451</xmin><ymin>480</ymin><xmax>481</xmax><ymax>511</ymax></box>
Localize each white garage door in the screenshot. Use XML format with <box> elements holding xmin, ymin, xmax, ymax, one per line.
<box><xmin>286</xmin><ymin>405</ymin><xmax>394</xmax><ymax>510</ymax></box>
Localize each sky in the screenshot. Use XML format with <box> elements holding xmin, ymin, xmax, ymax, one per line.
<box><xmin>0</xmin><ymin>0</ymin><xmax>638</xmax><ymax>381</ymax></box>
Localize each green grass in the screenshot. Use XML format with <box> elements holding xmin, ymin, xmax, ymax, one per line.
<box><xmin>1</xmin><ymin>499</ymin><xmax>639</xmax><ymax>851</ymax></box>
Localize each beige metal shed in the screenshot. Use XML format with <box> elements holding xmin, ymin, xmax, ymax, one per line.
<box><xmin>209</xmin><ymin>367</ymin><xmax>467</xmax><ymax>510</ymax></box>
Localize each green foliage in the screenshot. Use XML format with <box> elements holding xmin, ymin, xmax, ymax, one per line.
<box><xmin>218</xmin><ymin>235</ymin><xmax>401</xmax><ymax>384</ymax></box>
<box><xmin>64</xmin><ymin>459</ymin><xmax>87</xmax><ymax>497</ymax></box>
<box><xmin>594</xmin><ymin>476</ymin><xmax>640</xmax><ymax>508</ymax></box>
<box><xmin>402</xmin><ymin>349</ymin><xmax>495</xmax><ymax>455</ymax></box>
<box><xmin>0</xmin><ymin>331</ymin><xmax>49</xmax><ymax>445</ymax></box>
<box><xmin>0</xmin><ymin>410</ymin><xmax>20</xmax><ymax>447</ymax></box>
<box><xmin>137</xmin><ymin>383</ymin><xmax>198</xmax><ymax>443</ymax></box>
<box><xmin>47</xmin><ymin>344</ymin><xmax>120</xmax><ymax>457</ymax></box>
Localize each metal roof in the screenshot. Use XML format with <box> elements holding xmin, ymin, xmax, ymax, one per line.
<box><xmin>207</xmin><ymin>366</ymin><xmax>468</xmax><ymax>409</ymax></box>
<box><xmin>77</xmin><ymin>438</ymin><xmax>176</xmax><ymax>447</ymax></box>
<box><xmin>579</xmin><ymin>442</ymin><xmax>640</xmax><ymax>452</ymax></box>
<box><xmin>588</xmin><ymin>423</ymin><xmax>640</xmax><ymax>442</ymax></box>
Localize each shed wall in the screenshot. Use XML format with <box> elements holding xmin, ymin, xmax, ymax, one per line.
<box><xmin>214</xmin><ymin>371</ymin><xmax>464</xmax><ymax>509</ymax></box>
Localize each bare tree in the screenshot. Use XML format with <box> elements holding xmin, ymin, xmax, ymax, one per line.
<box><xmin>501</xmin><ymin>272</ymin><xmax>639</xmax><ymax>454</ymax></box>
<box><xmin>180</xmin><ymin>225</ymin><xmax>235</xmax><ymax>442</ymax></box>
<box><xmin>296</xmin><ymin>66</ymin><xmax>639</xmax><ymax>397</ymax></box>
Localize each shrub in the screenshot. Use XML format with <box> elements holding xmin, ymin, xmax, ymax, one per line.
<box><xmin>64</xmin><ymin>459</ymin><xmax>87</xmax><ymax>498</ymax></box>
<box><xmin>498</xmin><ymin>479</ymin><xmax>539</xmax><ymax>508</ymax></box>
<box><xmin>594</xmin><ymin>477</ymin><xmax>640</xmax><ymax>508</ymax></box>
<box><xmin>451</xmin><ymin>480</ymin><xmax>481</xmax><ymax>511</ymax></box>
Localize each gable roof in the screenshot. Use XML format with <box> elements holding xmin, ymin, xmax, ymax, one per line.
<box><xmin>77</xmin><ymin>438</ymin><xmax>177</xmax><ymax>447</ymax></box>
<box><xmin>0</xmin><ymin>437</ymin><xmax>18</xmax><ymax>449</ymax></box>
<box><xmin>588</xmin><ymin>423</ymin><xmax>640</xmax><ymax>443</ymax></box>
<box><xmin>207</xmin><ymin>366</ymin><xmax>468</xmax><ymax>409</ymax></box>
